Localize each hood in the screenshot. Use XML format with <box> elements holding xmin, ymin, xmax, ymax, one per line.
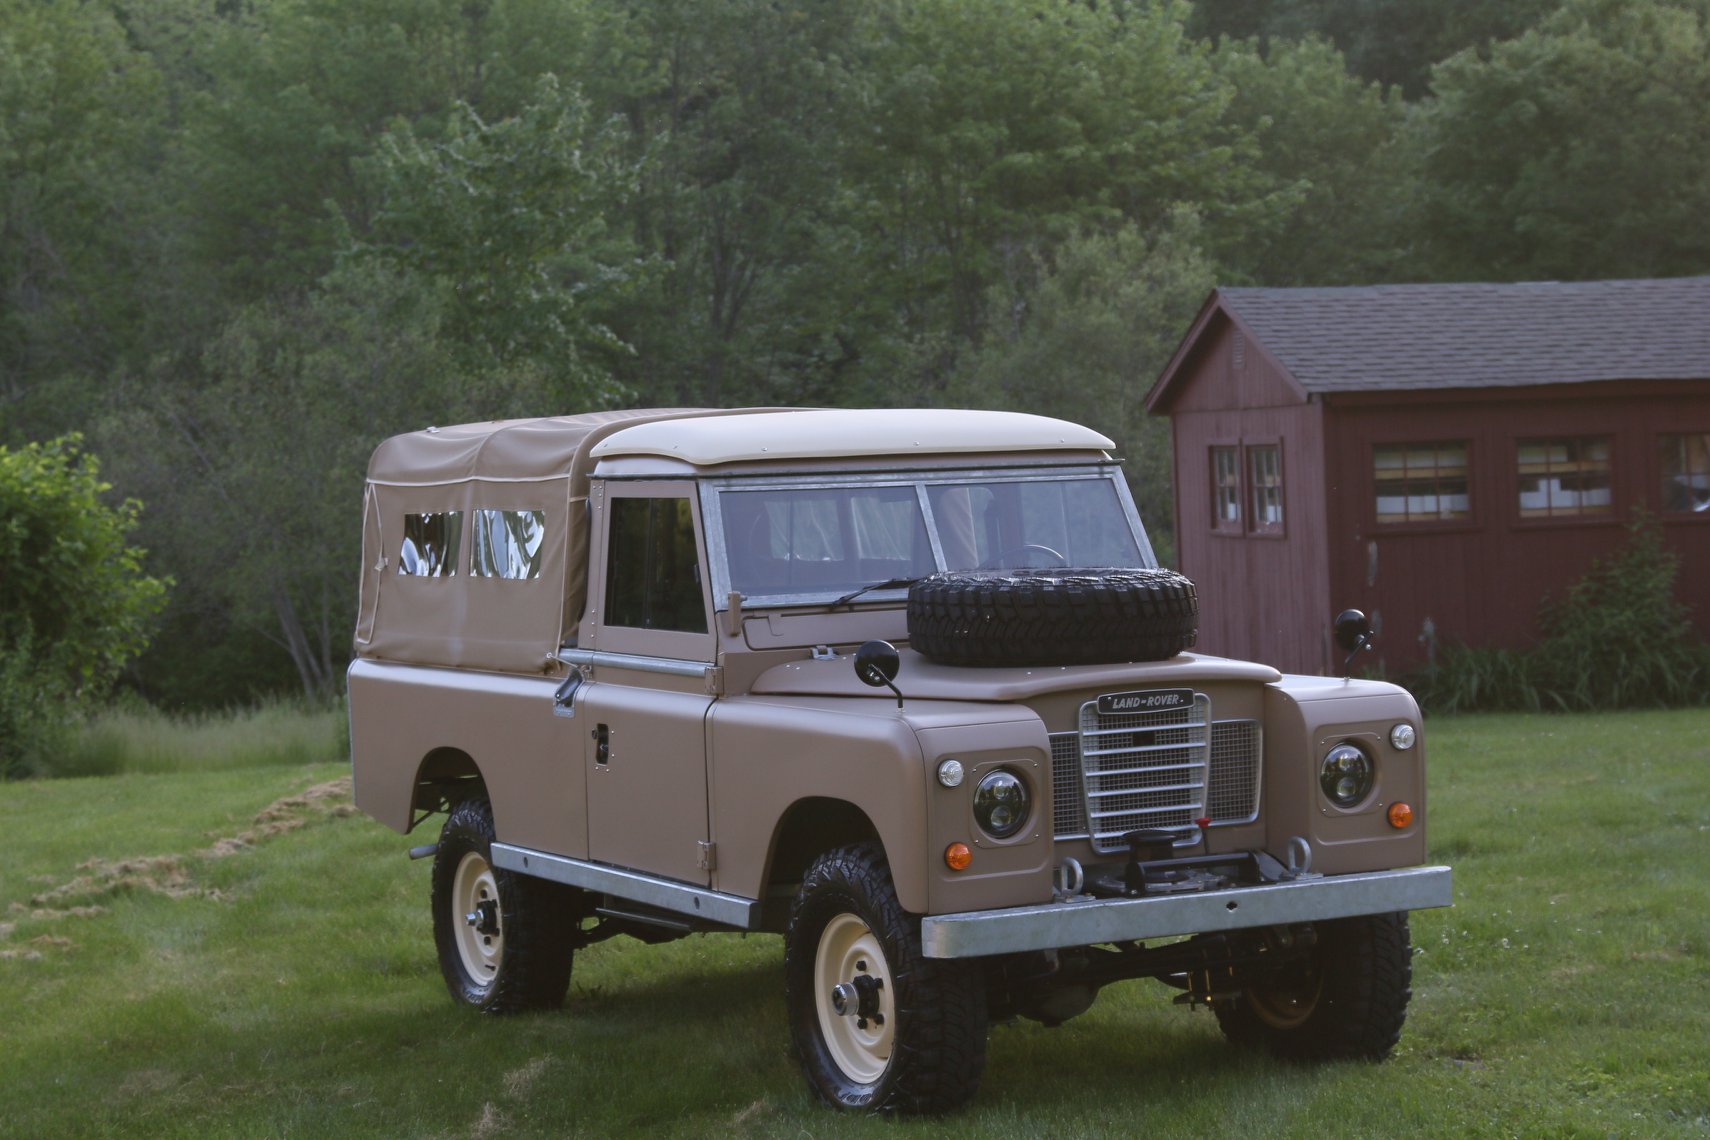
<box><xmin>749</xmin><ymin>649</ymin><xmax>1281</xmax><ymax>703</ymax></box>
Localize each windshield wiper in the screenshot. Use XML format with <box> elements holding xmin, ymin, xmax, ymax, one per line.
<box><xmin>830</xmin><ymin>575</ymin><xmax>930</xmax><ymax>611</ymax></box>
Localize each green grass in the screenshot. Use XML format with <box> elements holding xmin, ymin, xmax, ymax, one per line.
<box><xmin>2</xmin><ymin>710</ymin><xmax>1708</xmax><ymax>1136</ymax></box>
<box><xmin>50</xmin><ymin>699</ymin><xmax>349</xmax><ymax>778</ymax></box>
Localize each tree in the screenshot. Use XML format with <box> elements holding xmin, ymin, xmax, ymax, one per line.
<box><xmin>0</xmin><ymin>436</ymin><xmax>168</xmax><ymax>776</ymax></box>
<box><xmin>356</xmin><ymin>74</ymin><xmax>642</xmax><ymax>405</ymax></box>
<box><xmin>1413</xmin><ymin>0</ymin><xmax>1710</xmax><ymax>281</ymax></box>
<box><xmin>943</xmin><ymin>211</ymin><xmax>1218</xmax><ymax>564</ymax></box>
<box><xmin>1208</xmin><ymin>36</ymin><xmax>1413</xmax><ymax>285</ymax></box>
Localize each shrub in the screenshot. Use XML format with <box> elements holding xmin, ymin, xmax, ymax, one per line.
<box><xmin>0</xmin><ymin>436</ymin><xmax>169</xmax><ymax>777</ymax></box>
<box><xmin>1408</xmin><ymin>512</ymin><xmax>1710</xmax><ymax>713</ymax></box>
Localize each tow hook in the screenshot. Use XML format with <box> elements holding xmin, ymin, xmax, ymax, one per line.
<box><xmin>465</xmin><ymin>899</ymin><xmax>500</xmax><ymax>936</ymax></box>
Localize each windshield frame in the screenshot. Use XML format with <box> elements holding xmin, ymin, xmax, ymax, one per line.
<box><xmin>699</xmin><ymin>464</ymin><xmax>1156</xmax><ymax>609</ymax></box>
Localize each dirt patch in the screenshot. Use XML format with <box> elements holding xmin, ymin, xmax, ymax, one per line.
<box><xmin>502</xmin><ymin>1057</ymin><xmax>552</xmax><ymax>1100</ymax></box>
<box><xmin>21</xmin><ymin>777</ymin><xmax>356</xmax><ymax>917</ymax></box>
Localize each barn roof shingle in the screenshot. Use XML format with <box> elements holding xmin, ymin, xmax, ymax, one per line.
<box><xmin>1211</xmin><ymin>276</ymin><xmax>1710</xmax><ymax>395</ymax></box>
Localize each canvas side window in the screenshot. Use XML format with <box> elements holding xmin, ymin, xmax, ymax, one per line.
<box><xmin>1374</xmin><ymin>441</ymin><xmax>1470</xmax><ymax>524</ymax></box>
<box><xmin>1659</xmin><ymin>433</ymin><xmax>1710</xmax><ymax>514</ymax></box>
<box><xmin>1248</xmin><ymin>445</ymin><xmax>1283</xmax><ymax>533</ymax></box>
<box><xmin>1517</xmin><ymin>437</ymin><xmax>1612</xmax><ymax>519</ymax></box>
<box><xmin>605</xmin><ymin>497</ymin><xmax>707</xmax><ymax>633</ymax></box>
<box><xmin>398</xmin><ymin>512</ymin><xmax>463</xmax><ymax>576</ymax></box>
<box><xmin>472</xmin><ymin>509</ymin><xmax>547</xmax><ymax>579</ymax></box>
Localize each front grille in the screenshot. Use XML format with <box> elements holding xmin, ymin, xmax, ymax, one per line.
<box><xmin>1050</xmin><ymin>732</ymin><xmax>1087</xmax><ymax>838</ymax></box>
<box><xmin>1078</xmin><ymin>695</ymin><xmax>1211</xmax><ymax>854</ymax></box>
<box><xmin>1050</xmin><ymin>698</ymin><xmax>1264</xmax><ymax>851</ymax></box>
<box><xmin>1208</xmin><ymin>720</ymin><xmax>1262</xmax><ymax>824</ymax></box>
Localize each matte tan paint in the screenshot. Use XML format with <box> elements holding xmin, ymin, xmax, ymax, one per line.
<box><xmin>349</xmin><ymin>407</ymin><xmax>1435</xmax><ymax>930</ymax></box>
<box><xmin>347</xmin><ymin>659</ymin><xmax>584</xmax><ymax>857</ymax></box>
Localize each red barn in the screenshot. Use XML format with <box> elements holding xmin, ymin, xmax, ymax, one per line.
<box><xmin>1146</xmin><ymin>276</ymin><xmax>1710</xmax><ymax>676</ymax></box>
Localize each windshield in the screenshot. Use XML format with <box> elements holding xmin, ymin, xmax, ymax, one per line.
<box><xmin>715</xmin><ymin>471</ymin><xmax>1149</xmax><ymax>601</ymax></box>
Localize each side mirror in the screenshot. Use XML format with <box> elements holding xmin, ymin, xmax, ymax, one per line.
<box><xmin>1333</xmin><ymin>609</ymin><xmax>1371</xmax><ymax>653</ymax></box>
<box><xmin>853</xmin><ymin>640</ymin><xmax>904</xmax><ymax>708</ymax></box>
<box><xmin>1333</xmin><ymin>609</ymin><xmax>1374</xmax><ymax>678</ymax></box>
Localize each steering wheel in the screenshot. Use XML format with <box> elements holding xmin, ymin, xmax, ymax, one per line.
<box><xmin>977</xmin><ymin>543</ymin><xmax>1068</xmax><ymax>570</ymax></box>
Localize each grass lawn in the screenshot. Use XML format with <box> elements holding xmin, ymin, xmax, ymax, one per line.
<box><xmin>2</xmin><ymin>709</ymin><xmax>1707</xmax><ymax>1137</ymax></box>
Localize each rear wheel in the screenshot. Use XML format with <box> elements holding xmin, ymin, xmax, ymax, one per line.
<box><xmin>431</xmin><ymin>798</ymin><xmax>579</xmax><ymax>1012</ymax></box>
<box><xmin>785</xmin><ymin>843</ymin><xmax>988</xmax><ymax>1113</ymax></box>
<box><xmin>1215</xmin><ymin>912</ymin><xmax>1413</xmax><ymax>1061</ymax></box>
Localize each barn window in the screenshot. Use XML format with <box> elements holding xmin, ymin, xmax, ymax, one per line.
<box><xmin>1210</xmin><ymin>447</ymin><xmax>1241</xmax><ymax>531</ymax></box>
<box><xmin>1516</xmin><ymin>437</ymin><xmax>1612</xmax><ymax>519</ymax></box>
<box><xmin>1248</xmin><ymin>445</ymin><xmax>1284</xmax><ymax>533</ymax></box>
<box><xmin>398</xmin><ymin>512</ymin><xmax>463</xmax><ymax>576</ymax></box>
<box><xmin>1374</xmin><ymin>442</ymin><xmax>1470</xmax><ymax>524</ymax></box>
<box><xmin>1659</xmin><ymin>433</ymin><xmax>1710</xmax><ymax>514</ymax></box>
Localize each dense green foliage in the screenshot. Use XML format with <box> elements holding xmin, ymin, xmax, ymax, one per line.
<box><xmin>0</xmin><ymin>437</ymin><xmax>168</xmax><ymax>775</ymax></box>
<box><xmin>1409</xmin><ymin>513</ymin><xmax>1710</xmax><ymax>713</ymax></box>
<box><xmin>3</xmin><ymin>709</ymin><xmax>1708</xmax><ymax>1133</ymax></box>
<box><xmin>1</xmin><ymin>0</ymin><xmax>1707</xmax><ymax>704</ymax></box>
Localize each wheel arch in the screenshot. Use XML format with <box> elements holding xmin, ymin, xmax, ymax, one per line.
<box><xmin>410</xmin><ymin>746</ymin><xmax>487</xmax><ymax>831</ymax></box>
<box><xmin>764</xmin><ymin>797</ymin><xmax>883</xmax><ymax>898</ymax></box>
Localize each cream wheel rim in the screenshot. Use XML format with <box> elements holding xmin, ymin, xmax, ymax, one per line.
<box><xmin>813</xmin><ymin>912</ymin><xmax>895</xmax><ymax>1085</ymax></box>
<box><xmin>452</xmin><ymin>850</ymin><xmax>503</xmax><ymax>985</ymax></box>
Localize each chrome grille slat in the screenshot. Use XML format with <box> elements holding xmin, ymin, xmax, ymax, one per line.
<box><xmin>1077</xmin><ymin>694</ymin><xmax>1210</xmax><ymax>853</ymax></box>
<box><xmin>1051</xmin><ymin>696</ymin><xmax>1264</xmax><ymax>851</ymax></box>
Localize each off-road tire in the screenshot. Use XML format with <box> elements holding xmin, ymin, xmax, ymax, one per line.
<box><xmin>907</xmin><ymin>567</ymin><xmax>1198</xmax><ymax>666</ymax></box>
<box><xmin>431</xmin><ymin>798</ymin><xmax>579</xmax><ymax>1013</ymax></box>
<box><xmin>1214</xmin><ymin>912</ymin><xmax>1413</xmax><ymax>1061</ymax></box>
<box><xmin>785</xmin><ymin>842</ymin><xmax>988</xmax><ymax>1113</ymax></box>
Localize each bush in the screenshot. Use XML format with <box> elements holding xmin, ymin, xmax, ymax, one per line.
<box><xmin>1409</xmin><ymin>512</ymin><xmax>1710</xmax><ymax>713</ymax></box>
<box><xmin>1</xmin><ymin>436</ymin><xmax>169</xmax><ymax>777</ymax></box>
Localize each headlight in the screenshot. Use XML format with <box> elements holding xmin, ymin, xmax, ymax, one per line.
<box><xmin>973</xmin><ymin>768</ymin><xmax>1030</xmax><ymax>838</ymax></box>
<box><xmin>1320</xmin><ymin>743</ymin><xmax>1374</xmax><ymax>807</ymax></box>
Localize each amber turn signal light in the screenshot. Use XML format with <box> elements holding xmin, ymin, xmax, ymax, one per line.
<box><xmin>1387</xmin><ymin>802</ymin><xmax>1414</xmax><ymax>829</ymax></box>
<box><xmin>945</xmin><ymin>842</ymin><xmax>972</xmax><ymax>871</ymax></box>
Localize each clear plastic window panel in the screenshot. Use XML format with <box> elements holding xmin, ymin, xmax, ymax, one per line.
<box><xmin>398</xmin><ymin>512</ymin><xmax>463</xmax><ymax>577</ymax></box>
<box><xmin>471</xmin><ymin>509</ymin><xmax>547</xmax><ymax>580</ymax></box>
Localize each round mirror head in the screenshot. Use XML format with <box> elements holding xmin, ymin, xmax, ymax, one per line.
<box><xmin>1333</xmin><ymin>609</ymin><xmax>1371</xmax><ymax>652</ymax></box>
<box><xmin>853</xmin><ymin>639</ymin><xmax>901</xmax><ymax>687</ymax></box>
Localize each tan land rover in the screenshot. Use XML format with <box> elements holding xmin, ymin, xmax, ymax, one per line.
<box><xmin>347</xmin><ymin>407</ymin><xmax>1451</xmax><ymax>1113</ymax></box>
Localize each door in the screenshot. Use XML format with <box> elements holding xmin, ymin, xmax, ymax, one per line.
<box><xmin>582</xmin><ymin>485</ymin><xmax>717</xmax><ymax>885</ymax></box>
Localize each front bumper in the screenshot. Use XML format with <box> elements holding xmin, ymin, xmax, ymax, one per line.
<box><xmin>919</xmin><ymin>865</ymin><xmax>1452</xmax><ymax>959</ymax></box>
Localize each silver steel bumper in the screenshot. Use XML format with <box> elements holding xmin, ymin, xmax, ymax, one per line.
<box><xmin>919</xmin><ymin>865</ymin><xmax>1453</xmax><ymax>959</ymax></box>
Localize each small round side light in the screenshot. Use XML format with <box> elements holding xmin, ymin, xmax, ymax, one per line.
<box><xmin>937</xmin><ymin>758</ymin><xmax>965</xmax><ymax>788</ymax></box>
<box><xmin>1387</xmin><ymin>802</ymin><xmax>1414</xmax><ymax>829</ymax></box>
<box><xmin>1390</xmin><ymin>723</ymin><xmax>1417</xmax><ymax>750</ymax></box>
<box><xmin>945</xmin><ymin>842</ymin><xmax>972</xmax><ymax>871</ymax></box>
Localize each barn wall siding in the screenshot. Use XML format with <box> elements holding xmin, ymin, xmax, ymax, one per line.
<box><xmin>1322</xmin><ymin>385</ymin><xmax>1710</xmax><ymax>675</ymax></box>
<box><xmin>1171</xmin><ymin>401</ymin><xmax>1332</xmax><ymax>674</ymax></box>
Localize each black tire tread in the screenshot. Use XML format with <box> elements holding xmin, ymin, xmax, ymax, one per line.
<box><xmin>431</xmin><ymin>798</ymin><xmax>579</xmax><ymax>1014</ymax></box>
<box><xmin>1215</xmin><ymin>911</ymin><xmax>1413</xmax><ymax>1061</ymax></box>
<box><xmin>907</xmin><ymin>567</ymin><xmax>1197</xmax><ymax>667</ymax></box>
<box><xmin>785</xmin><ymin>842</ymin><xmax>987</xmax><ymax>1113</ymax></box>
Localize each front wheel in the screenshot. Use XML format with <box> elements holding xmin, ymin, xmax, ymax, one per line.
<box><xmin>430</xmin><ymin>798</ymin><xmax>579</xmax><ymax>1012</ymax></box>
<box><xmin>1214</xmin><ymin>912</ymin><xmax>1413</xmax><ymax>1061</ymax></box>
<box><xmin>784</xmin><ymin>843</ymin><xmax>988</xmax><ymax>1113</ymax></box>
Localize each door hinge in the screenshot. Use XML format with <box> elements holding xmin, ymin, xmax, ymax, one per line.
<box><xmin>703</xmin><ymin>665</ymin><xmax>725</xmax><ymax>696</ymax></box>
<box><xmin>697</xmin><ymin>840</ymin><xmax>717</xmax><ymax>871</ymax></box>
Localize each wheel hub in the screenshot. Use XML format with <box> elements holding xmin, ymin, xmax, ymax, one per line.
<box><xmin>465</xmin><ymin>899</ymin><xmax>500</xmax><ymax>936</ymax></box>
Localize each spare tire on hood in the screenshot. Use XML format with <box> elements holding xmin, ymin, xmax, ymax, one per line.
<box><xmin>906</xmin><ymin>568</ymin><xmax>1198</xmax><ymax>667</ymax></box>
